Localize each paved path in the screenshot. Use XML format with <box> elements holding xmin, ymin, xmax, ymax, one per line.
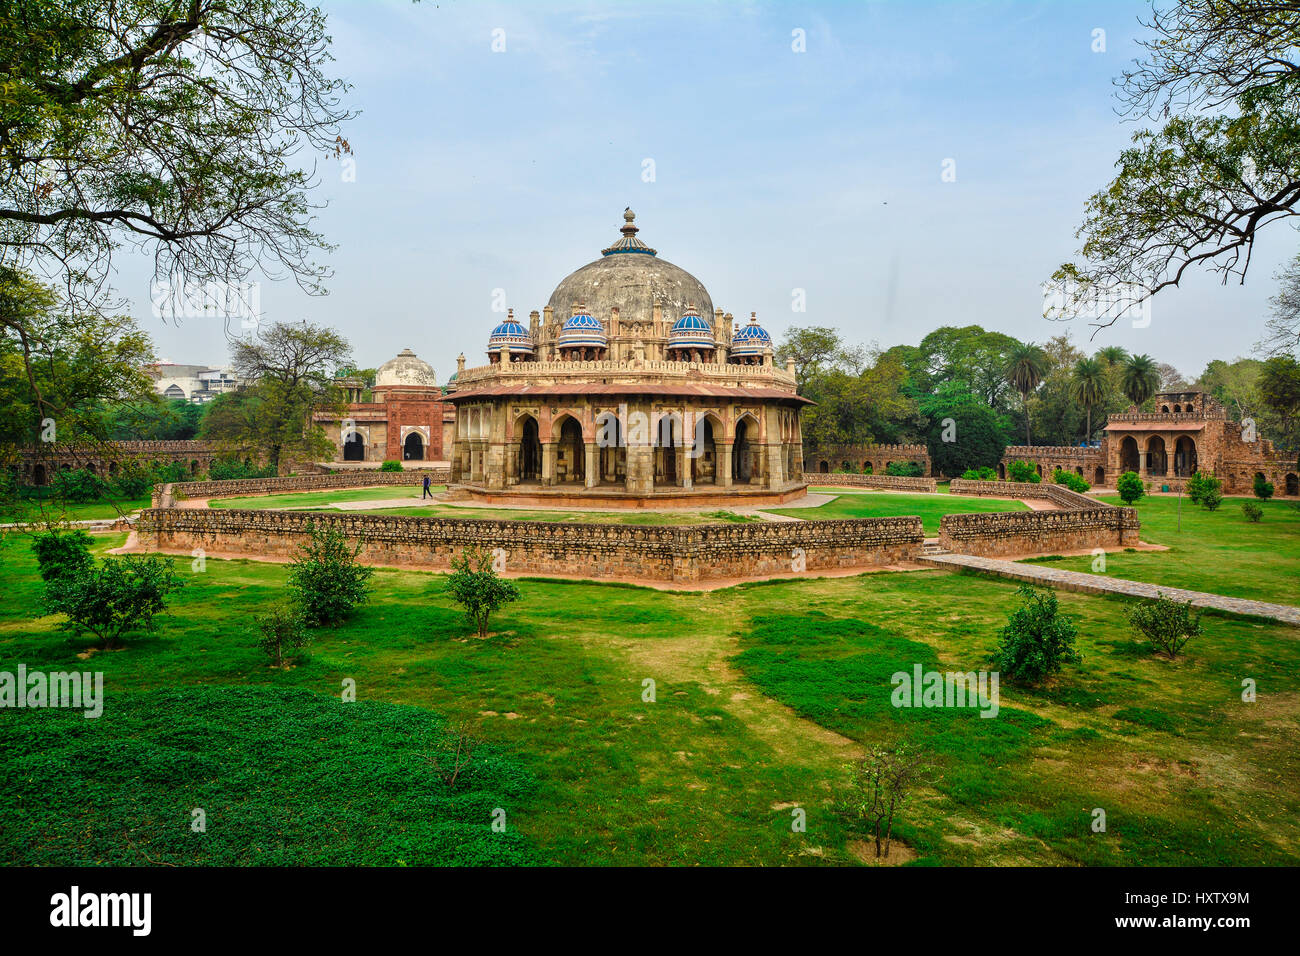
<box><xmin>919</xmin><ymin>553</ymin><xmax>1300</xmax><ymax>626</ymax></box>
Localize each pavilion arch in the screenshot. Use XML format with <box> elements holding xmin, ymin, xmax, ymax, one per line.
<box><xmin>690</xmin><ymin>413</ymin><xmax>723</xmax><ymax>486</ymax></box>
<box><xmin>654</xmin><ymin>412</ymin><xmax>683</xmax><ymax>486</ymax></box>
<box><xmin>595</xmin><ymin>411</ymin><xmax>627</xmax><ymax>485</ymax></box>
<box><xmin>553</xmin><ymin>414</ymin><xmax>585</xmax><ymax>483</ymax></box>
<box><xmin>1173</xmin><ymin>404</ymin><xmax>1181</xmax><ymax>413</ymax></box>
<box><xmin>733</xmin><ymin>417</ymin><xmax>758</xmax><ymax>483</ymax></box>
<box><xmin>343</xmin><ymin>431</ymin><xmax>366</xmax><ymax>461</ymax></box>
<box><xmin>1093</xmin><ymin>466</ymin><xmax>1105</xmax><ymax>485</ymax></box>
<box><xmin>1161</xmin><ymin>404</ymin><xmax>1169</xmax><ymax>413</ymax></box>
<box><xmin>818</xmin><ymin>460</ymin><xmax>829</xmax><ymax>473</ymax></box>
<box><xmin>1119</xmin><ymin>436</ymin><xmax>1140</xmax><ymax>474</ymax></box>
<box><xmin>515</xmin><ymin>412</ymin><xmax>542</xmax><ymax>482</ymax></box>
<box><xmin>997</xmin><ymin>462</ymin><xmax>1006</xmax><ymax>480</ymax></box>
<box><xmin>1173</xmin><ymin>435</ymin><xmax>1197</xmax><ymax>477</ymax></box>
<box><xmin>403</xmin><ymin>431</ymin><xmax>425</xmax><ymax>461</ymax></box>
<box><xmin>1146</xmin><ymin>436</ymin><xmax>1167</xmax><ymax>477</ymax></box>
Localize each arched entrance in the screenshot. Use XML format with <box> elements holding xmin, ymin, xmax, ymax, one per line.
<box><xmin>1094</xmin><ymin>466</ymin><xmax>1105</xmax><ymax>486</ymax></box>
<box><xmin>403</xmin><ymin>432</ymin><xmax>425</xmax><ymax>461</ymax></box>
<box><xmin>595</xmin><ymin>412</ymin><xmax>626</xmax><ymax>485</ymax></box>
<box><xmin>1146</xmin><ymin>436</ymin><xmax>1167</xmax><ymax>477</ymax></box>
<box><xmin>863</xmin><ymin>461</ymin><xmax>873</xmax><ymax>474</ymax></box>
<box><xmin>343</xmin><ymin>432</ymin><xmax>365</xmax><ymax>461</ymax></box>
<box><xmin>1173</xmin><ymin>436</ymin><xmax>1197</xmax><ymax>477</ymax></box>
<box><xmin>818</xmin><ymin>460</ymin><xmax>829</xmax><ymax>473</ymax></box>
<box><xmin>656</xmin><ymin>415</ymin><xmax>680</xmax><ymax>486</ymax></box>
<box><xmin>517</xmin><ymin>416</ymin><xmax>541</xmax><ymax>481</ymax></box>
<box><xmin>733</xmin><ymin>419</ymin><xmax>753</xmax><ymax>483</ymax></box>
<box><xmin>692</xmin><ymin>418</ymin><xmax>718</xmax><ymax>485</ymax></box>
<box><xmin>1286</xmin><ymin>473</ymin><xmax>1299</xmax><ymax>496</ymax></box>
<box><xmin>556</xmin><ymin>416</ymin><xmax>584</xmax><ymax>483</ymax></box>
<box><xmin>1119</xmin><ymin>436</ymin><xmax>1140</xmax><ymax>474</ymax></box>
<box><xmin>33</xmin><ymin>464</ymin><xmax>46</xmax><ymax>486</ymax></box>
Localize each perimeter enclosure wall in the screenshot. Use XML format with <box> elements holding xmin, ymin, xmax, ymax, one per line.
<box><xmin>941</xmin><ymin>479</ymin><xmax>1139</xmax><ymax>557</ymax></box>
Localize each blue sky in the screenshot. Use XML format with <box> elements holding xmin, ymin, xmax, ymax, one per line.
<box><xmin>125</xmin><ymin>0</ymin><xmax>1294</xmax><ymax>381</ymax></box>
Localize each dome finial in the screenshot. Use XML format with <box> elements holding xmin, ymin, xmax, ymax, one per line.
<box><xmin>602</xmin><ymin>208</ymin><xmax>656</xmax><ymax>257</ymax></box>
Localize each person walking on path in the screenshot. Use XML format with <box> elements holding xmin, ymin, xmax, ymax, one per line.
<box><xmin>422</xmin><ymin>474</ymin><xmax>433</xmax><ymax>499</ymax></box>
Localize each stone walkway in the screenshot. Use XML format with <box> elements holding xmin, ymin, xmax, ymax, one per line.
<box><xmin>918</xmin><ymin>553</ymin><xmax>1300</xmax><ymax>626</ymax></box>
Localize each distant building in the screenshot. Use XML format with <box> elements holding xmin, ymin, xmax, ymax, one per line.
<box><xmin>147</xmin><ymin>363</ymin><xmax>239</xmax><ymax>403</ymax></box>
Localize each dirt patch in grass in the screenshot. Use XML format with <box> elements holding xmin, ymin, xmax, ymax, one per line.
<box><xmin>848</xmin><ymin>838</ymin><xmax>917</xmax><ymax>866</ymax></box>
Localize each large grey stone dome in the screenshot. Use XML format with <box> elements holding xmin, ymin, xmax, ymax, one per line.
<box><xmin>546</xmin><ymin>209</ymin><xmax>714</xmax><ymax>327</ymax></box>
<box><xmin>375</xmin><ymin>348</ymin><xmax>436</xmax><ymax>387</ymax></box>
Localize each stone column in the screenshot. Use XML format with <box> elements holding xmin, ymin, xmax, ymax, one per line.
<box><xmin>766</xmin><ymin>444</ymin><xmax>784</xmax><ymax>488</ymax></box>
<box><xmin>718</xmin><ymin>442</ymin><xmax>734</xmax><ymax>488</ymax></box>
<box><xmin>584</xmin><ymin>442</ymin><xmax>598</xmax><ymax>488</ymax></box>
<box><xmin>541</xmin><ymin>441</ymin><xmax>557</xmax><ymax>486</ymax></box>
<box><xmin>626</xmin><ymin>444</ymin><xmax>654</xmax><ymax>495</ymax></box>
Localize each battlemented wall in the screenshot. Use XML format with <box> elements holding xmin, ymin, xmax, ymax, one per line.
<box><xmin>805</xmin><ymin>443</ymin><xmax>931</xmax><ymax>477</ymax></box>
<box><xmin>941</xmin><ymin>479</ymin><xmax>1139</xmax><ymax>557</ymax></box>
<box><xmin>136</xmin><ymin>507</ymin><xmax>925</xmax><ymax>584</ymax></box>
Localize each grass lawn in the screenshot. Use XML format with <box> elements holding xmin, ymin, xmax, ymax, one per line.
<box><xmin>12</xmin><ymin>494</ymin><xmax>152</xmax><ymax>521</ymax></box>
<box><xmin>2</xmin><ymin>532</ymin><xmax>1296</xmax><ymax>866</ymax></box>
<box><xmin>1028</xmin><ymin>495</ymin><xmax>1300</xmax><ymax>606</ymax></box>
<box><xmin>208</xmin><ymin>485</ymin><xmax>442</xmax><ymax>510</ymax></box>
<box><xmin>359</xmin><ymin>505</ymin><xmax>753</xmax><ymax>524</ymax></box>
<box><xmin>775</xmin><ymin>490</ymin><xmax>1029</xmax><ymax>535</ymax></box>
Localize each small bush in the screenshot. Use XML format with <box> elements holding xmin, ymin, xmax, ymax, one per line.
<box><xmin>1126</xmin><ymin>595</ymin><xmax>1203</xmax><ymax>659</ymax></box>
<box><xmin>1006</xmin><ymin>460</ymin><xmax>1041</xmax><ymax>483</ymax></box>
<box><xmin>1186</xmin><ymin>470</ymin><xmax>1220</xmax><ymax>505</ymax></box>
<box><xmin>43</xmin><ymin>554</ymin><xmax>185</xmax><ymax>648</ymax></box>
<box><xmin>285</xmin><ymin>523</ymin><xmax>375</xmax><ymax>626</ymax></box>
<box><xmin>1253</xmin><ymin>474</ymin><xmax>1274</xmax><ymax>500</ymax></box>
<box><xmin>255</xmin><ymin>604</ymin><xmax>310</xmax><ymax>667</ymax></box>
<box><xmin>885</xmin><ymin>461</ymin><xmax>924</xmax><ymax>478</ymax></box>
<box><xmin>990</xmin><ymin>584</ymin><xmax>1081</xmax><ymax>685</ymax></box>
<box><xmin>107</xmin><ymin>462</ymin><xmax>155</xmax><ymax>499</ymax></box>
<box><xmin>1052</xmin><ymin>468</ymin><xmax>1091</xmax><ymax>493</ymax></box>
<box><xmin>208</xmin><ymin>458</ymin><xmax>276</xmax><ymax>481</ymax></box>
<box><xmin>1202</xmin><ymin>487</ymin><xmax>1223</xmax><ymax>511</ymax></box>
<box><xmin>1116</xmin><ymin>470</ymin><xmax>1144</xmax><ymax>504</ymax></box>
<box><xmin>445</xmin><ymin>548</ymin><xmax>521</xmax><ymax>638</ymax></box>
<box><xmin>31</xmin><ymin>529</ymin><xmax>94</xmax><ymax>582</ymax></box>
<box><xmin>49</xmin><ymin>467</ymin><xmax>108</xmax><ymax>503</ymax></box>
<box><xmin>1242</xmin><ymin>502</ymin><xmax>1263</xmax><ymax>522</ymax></box>
<box><xmin>961</xmin><ymin>466</ymin><xmax>997</xmax><ymax>481</ymax></box>
<box><xmin>379</xmin><ymin>460</ymin><xmax>403</xmax><ymax>472</ymax></box>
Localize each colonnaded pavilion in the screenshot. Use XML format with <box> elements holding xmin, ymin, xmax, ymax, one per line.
<box><xmin>444</xmin><ymin>210</ymin><xmax>811</xmax><ymax>508</ymax></box>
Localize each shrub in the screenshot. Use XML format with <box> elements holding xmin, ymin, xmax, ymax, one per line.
<box><xmin>1005</xmin><ymin>460</ymin><xmax>1040</xmax><ymax>483</ymax></box>
<box><xmin>43</xmin><ymin>554</ymin><xmax>185</xmax><ymax>648</ymax></box>
<box><xmin>379</xmin><ymin>460</ymin><xmax>403</xmax><ymax>472</ymax></box>
<box><xmin>445</xmin><ymin>548</ymin><xmax>520</xmax><ymax>638</ymax></box>
<box><xmin>1202</xmin><ymin>487</ymin><xmax>1223</xmax><ymax>511</ymax></box>
<box><xmin>1253</xmin><ymin>474</ymin><xmax>1274</xmax><ymax>500</ymax></box>
<box><xmin>31</xmin><ymin>529</ymin><xmax>94</xmax><ymax>582</ymax></box>
<box><xmin>1186</xmin><ymin>470</ymin><xmax>1220</xmax><ymax>505</ymax></box>
<box><xmin>151</xmin><ymin>461</ymin><xmax>191</xmax><ymax>484</ymax></box>
<box><xmin>1052</xmin><ymin>468</ymin><xmax>1091</xmax><ymax>493</ymax></box>
<box><xmin>107</xmin><ymin>462</ymin><xmax>155</xmax><ymax>499</ymax></box>
<box><xmin>49</xmin><ymin>467</ymin><xmax>108</xmax><ymax>503</ymax></box>
<box><xmin>255</xmin><ymin>604</ymin><xmax>309</xmax><ymax>667</ymax></box>
<box><xmin>885</xmin><ymin>461</ymin><xmax>924</xmax><ymax>478</ymax></box>
<box><xmin>1116</xmin><ymin>470</ymin><xmax>1144</xmax><ymax>504</ymax></box>
<box><xmin>208</xmin><ymin>458</ymin><xmax>276</xmax><ymax>481</ymax></box>
<box><xmin>285</xmin><ymin>523</ymin><xmax>374</xmax><ymax>626</ymax></box>
<box><xmin>1126</xmin><ymin>595</ymin><xmax>1203</xmax><ymax>659</ymax></box>
<box><xmin>844</xmin><ymin>742</ymin><xmax>931</xmax><ymax>860</ymax></box>
<box><xmin>990</xmin><ymin>584</ymin><xmax>1081</xmax><ymax>685</ymax></box>
<box><xmin>1242</xmin><ymin>502</ymin><xmax>1263</xmax><ymax>522</ymax></box>
<box><xmin>961</xmin><ymin>466</ymin><xmax>997</xmax><ymax>481</ymax></box>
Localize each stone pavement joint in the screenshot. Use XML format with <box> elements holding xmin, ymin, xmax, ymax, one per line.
<box><xmin>919</xmin><ymin>552</ymin><xmax>1300</xmax><ymax>627</ymax></box>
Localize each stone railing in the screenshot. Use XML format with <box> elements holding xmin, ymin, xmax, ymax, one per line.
<box><xmin>457</xmin><ymin>359</ymin><xmax>797</xmax><ymax>389</ymax></box>
<box><xmin>1106</xmin><ymin>410</ymin><xmax>1230</xmax><ymax>424</ymax></box>
<box><xmin>941</xmin><ymin>479</ymin><xmax>1138</xmax><ymax>556</ymax></box>
<box><xmin>1001</xmin><ymin>445</ymin><xmax>1102</xmax><ymax>460</ymax></box>
<box><xmin>808</xmin><ymin>473</ymin><xmax>937</xmax><ymax>492</ymax></box>
<box><xmin>154</xmin><ymin>470</ymin><xmax>451</xmax><ymax>506</ymax></box>
<box><xmin>136</xmin><ymin>508</ymin><xmax>925</xmax><ymax>584</ymax></box>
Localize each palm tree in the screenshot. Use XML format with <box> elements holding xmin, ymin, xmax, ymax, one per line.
<box><xmin>1005</xmin><ymin>342</ymin><xmax>1049</xmax><ymax>445</ymax></box>
<box><xmin>1121</xmin><ymin>353</ymin><xmax>1161</xmax><ymax>409</ymax></box>
<box><xmin>1070</xmin><ymin>357</ymin><xmax>1107</xmax><ymax>442</ymax></box>
<box><xmin>1095</xmin><ymin>345</ymin><xmax>1129</xmax><ymax>367</ymax></box>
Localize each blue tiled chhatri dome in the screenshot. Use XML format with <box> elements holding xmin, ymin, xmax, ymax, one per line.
<box><xmin>668</xmin><ymin>304</ymin><xmax>715</xmax><ymax>350</ymax></box>
<box><xmin>730</xmin><ymin>312</ymin><xmax>772</xmax><ymax>358</ymax></box>
<box><xmin>487</xmin><ymin>310</ymin><xmax>534</xmax><ymax>355</ymax></box>
<box><xmin>556</xmin><ymin>304</ymin><xmax>608</xmax><ymax>349</ymax></box>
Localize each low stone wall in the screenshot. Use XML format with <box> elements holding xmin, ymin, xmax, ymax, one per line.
<box><xmin>135</xmin><ymin>508</ymin><xmax>925</xmax><ymax>584</ymax></box>
<box><xmin>942</xmin><ymin>479</ymin><xmax>1138</xmax><ymax>556</ymax></box>
<box><xmin>808</xmin><ymin>473</ymin><xmax>938</xmax><ymax>493</ymax></box>
<box><xmin>155</xmin><ymin>470</ymin><xmax>452</xmax><ymax>506</ymax></box>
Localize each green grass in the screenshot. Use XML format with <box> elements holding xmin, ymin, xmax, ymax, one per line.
<box><xmin>1</xmin><ymin>531</ymin><xmax>1296</xmax><ymax>866</ymax></box>
<box><xmin>1028</xmin><ymin>495</ymin><xmax>1300</xmax><ymax>605</ymax></box>
<box><xmin>775</xmin><ymin>490</ymin><xmax>1029</xmax><ymax>535</ymax></box>
<box><xmin>12</xmin><ymin>494</ymin><xmax>152</xmax><ymax>521</ymax></box>
<box><xmin>209</xmin><ymin>485</ymin><xmax>442</xmax><ymax>510</ymax></box>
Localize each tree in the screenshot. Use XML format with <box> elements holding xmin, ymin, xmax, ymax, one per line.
<box><xmin>775</xmin><ymin>326</ymin><xmax>862</xmax><ymax>391</ymax></box>
<box><xmin>30</xmin><ymin>529</ymin><xmax>94</xmax><ymax>583</ymax></box>
<box><xmin>1253</xmin><ymin>474</ymin><xmax>1275</xmax><ymax>500</ymax></box>
<box><xmin>445</xmin><ymin>548</ymin><xmax>520</xmax><ymax>639</ymax></box>
<box><xmin>1258</xmin><ymin>355</ymin><xmax>1300</xmax><ymax>450</ymax></box>
<box><xmin>255</xmin><ymin>604</ymin><xmax>309</xmax><ymax>668</ymax></box>
<box><xmin>1117</xmin><ymin>470</ymin><xmax>1145</xmax><ymax>504</ymax></box>
<box><xmin>1095</xmin><ymin>346</ymin><xmax>1129</xmax><ymax>367</ymax></box>
<box><xmin>917</xmin><ymin>380</ymin><xmax>1013</xmax><ymax>477</ymax></box>
<box><xmin>1070</xmin><ymin>357</ymin><xmax>1107</xmax><ymax>441</ymax></box>
<box><xmin>1261</xmin><ymin>251</ymin><xmax>1300</xmax><ymax>357</ymax></box>
<box><xmin>1027</xmin><ymin>335</ymin><xmax>1087</xmax><ymax>446</ymax></box>
<box><xmin>203</xmin><ymin>320</ymin><xmax>350</xmax><ymax>472</ymax></box>
<box><xmin>915</xmin><ymin>325</ymin><xmax>1021</xmax><ymax>409</ymax></box>
<box><xmin>1126</xmin><ymin>596</ymin><xmax>1204</xmax><ymax>659</ymax></box>
<box><xmin>991</xmin><ymin>585</ymin><xmax>1082</xmax><ymax>685</ymax></box>
<box><xmin>1187</xmin><ymin>470</ymin><xmax>1221</xmax><ymax>505</ymax></box>
<box><xmin>0</xmin><ymin>0</ymin><xmax>352</xmax><ymax>315</ymax></box>
<box><xmin>845</xmin><ymin>742</ymin><xmax>931</xmax><ymax>860</ymax></box>
<box><xmin>285</xmin><ymin>522</ymin><xmax>374</xmax><ymax>626</ymax></box>
<box><xmin>1006</xmin><ymin>459</ymin><xmax>1041</xmax><ymax>483</ymax></box>
<box><xmin>1050</xmin><ymin>2</ymin><xmax>1300</xmax><ymax>329</ymax></box>
<box><xmin>1120</xmin><ymin>353</ymin><xmax>1161</xmax><ymax>408</ymax></box>
<box><xmin>1005</xmin><ymin>342</ymin><xmax>1048</xmax><ymax>445</ymax></box>
<box><xmin>43</xmin><ymin>554</ymin><xmax>185</xmax><ymax>648</ymax></box>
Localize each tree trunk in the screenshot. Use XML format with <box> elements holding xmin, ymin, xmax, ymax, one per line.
<box><xmin>1023</xmin><ymin>392</ymin><xmax>1032</xmax><ymax>446</ymax></box>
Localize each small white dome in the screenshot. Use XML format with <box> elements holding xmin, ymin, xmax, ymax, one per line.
<box><xmin>375</xmin><ymin>348</ymin><xmax>436</xmax><ymax>388</ymax></box>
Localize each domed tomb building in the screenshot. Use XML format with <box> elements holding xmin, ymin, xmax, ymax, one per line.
<box><xmin>445</xmin><ymin>210</ymin><xmax>810</xmax><ymax>506</ymax></box>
